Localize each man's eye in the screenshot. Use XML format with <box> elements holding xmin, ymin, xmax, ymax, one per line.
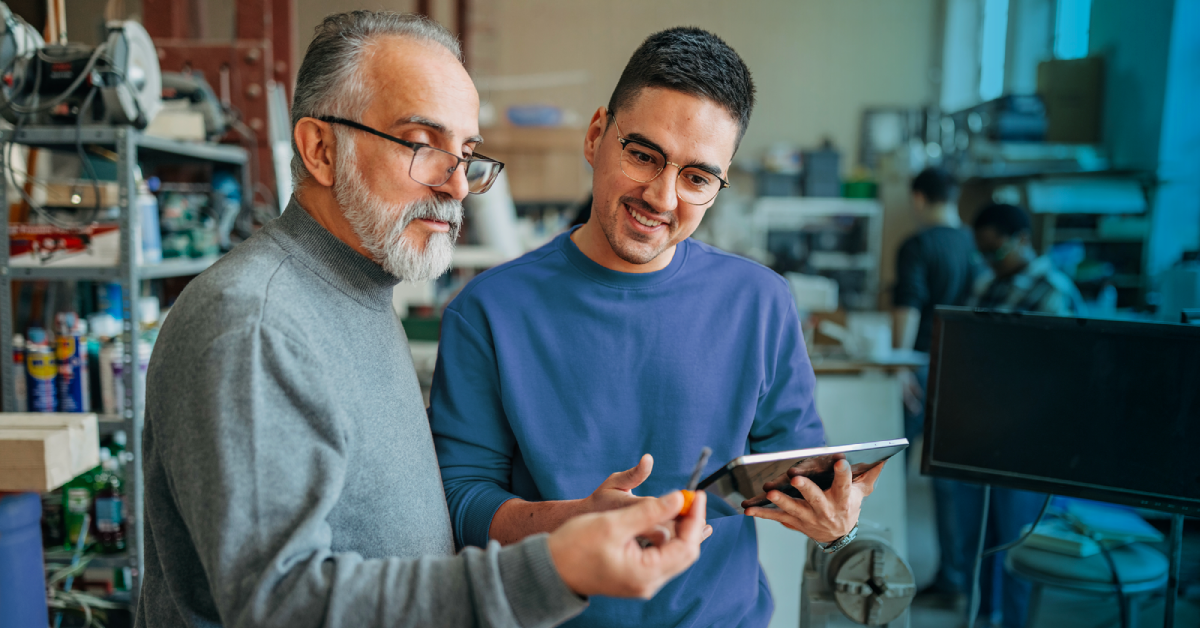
<box><xmin>686</xmin><ymin>172</ymin><xmax>713</xmax><ymax>187</ymax></box>
<box><xmin>630</xmin><ymin>149</ymin><xmax>656</xmax><ymax>164</ymax></box>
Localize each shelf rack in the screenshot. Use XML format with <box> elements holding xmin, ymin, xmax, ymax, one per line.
<box><xmin>752</xmin><ymin>197</ymin><xmax>885</xmax><ymax>310</ymax></box>
<box><xmin>0</xmin><ymin>125</ymin><xmax>249</xmax><ymax>609</ymax></box>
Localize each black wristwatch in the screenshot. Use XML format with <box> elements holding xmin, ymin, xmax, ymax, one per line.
<box><xmin>815</xmin><ymin>523</ymin><xmax>858</xmax><ymax>554</ymax></box>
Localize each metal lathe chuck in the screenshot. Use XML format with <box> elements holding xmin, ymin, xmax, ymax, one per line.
<box><xmin>800</xmin><ymin>520</ymin><xmax>917</xmax><ymax>627</ymax></box>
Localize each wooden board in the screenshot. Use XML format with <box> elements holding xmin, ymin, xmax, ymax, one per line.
<box><xmin>0</xmin><ymin>413</ymin><xmax>100</xmax><ymax>492</ymax></box>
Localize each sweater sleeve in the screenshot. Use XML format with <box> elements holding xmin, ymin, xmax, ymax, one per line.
<box><xmin>429</xmin><ymin>307</ymin><xmax>522</xmax><ymax>549</ymax></box>
<box><xmin>146</xmin><ymin>323</ymin><xmax>584</xmax><ymax>628</ymax></box>
<box><xmin>748</xmin><ymin>295</ymin><xmax>827</xmax><ymax>453</ymax></box>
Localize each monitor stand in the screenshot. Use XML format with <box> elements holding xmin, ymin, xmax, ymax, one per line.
<box><xmin>1165</xmin><ymin>513</ymin><xmax>1185</xmax><ymax>628</ymax></box>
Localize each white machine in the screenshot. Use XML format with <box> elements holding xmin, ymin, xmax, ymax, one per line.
<box><xmin>800</xmin><ymin>520</ymin><xmax>917</xmax><ymax>627</ymax></box>
<box><xmin>0</xmin><ymin>4</ymin><xmax>42</xmax><ymax>90</ymax></box>
<box><xmin>0</xmin><ymin>5</ymin><xmax>161</xmax><ymax>128</ymax></box>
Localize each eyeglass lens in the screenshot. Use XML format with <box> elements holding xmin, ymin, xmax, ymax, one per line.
<box><xmin>410</xmin><ymin>146</ymin><xmax>503</xmax><ymax>194</ymax></box>
<box><xmin>620</xmin><ymin>142</ymin><xmax>721</xmax><ymax>205</ymax></box>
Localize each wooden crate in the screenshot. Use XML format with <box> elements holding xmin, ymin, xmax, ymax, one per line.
<box><xmin>0</xmin><ymin>413</ymin><xmax>100</xmax><ymax>492</ymax></box>
<box><xmin>478</xmin><ymin>127</ymin><xmax>591</xmax><ymax>203</ymax></box>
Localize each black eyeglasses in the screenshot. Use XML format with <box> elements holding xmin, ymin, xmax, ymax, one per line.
<box><xmin>612</xmin><ymin>119</ymin><xmax>729</xmax><ymax>206</ymax></box>
<box><xmin>317</xmin><ymin>116</ymin><xmax>505</xmax><ymax>194</ymax></box>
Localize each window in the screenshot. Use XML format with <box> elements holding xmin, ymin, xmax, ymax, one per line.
<box><xmin>1054</xmin><ymin>0</ymin><xmax>1092</xmax><ymax>59</ymax></box>
<box><xmin>978</xmin><ymin>0</ymin><xmax>1010</xmax><ymax>101</ymax></box>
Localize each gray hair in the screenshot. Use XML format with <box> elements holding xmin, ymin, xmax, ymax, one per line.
<box><xmin>290</xmin><ymin>11</ymin><xmax>462</xmax><ymax>186</ymax></box>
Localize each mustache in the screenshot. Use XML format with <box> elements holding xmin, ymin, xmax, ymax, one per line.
<box><xmin>402</xmin><ymin>196</ymin><xmax>464</xmax><ymax>234</ymax></box>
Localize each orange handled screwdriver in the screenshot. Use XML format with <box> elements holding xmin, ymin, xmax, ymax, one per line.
<box><xmin>680</xmin><ymin>447</ymin><xmax>712</xmax><ymax>516</ymax></box>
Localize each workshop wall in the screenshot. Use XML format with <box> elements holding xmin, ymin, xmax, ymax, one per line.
<box><xmin>293</xmin><ymin>0</ymin><xmax>940</xmax><ymax>172</ymax></box>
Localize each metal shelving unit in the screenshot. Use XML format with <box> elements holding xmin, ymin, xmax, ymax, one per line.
<box><xmin>753</xmin><ymin>197</ymin><xmax>885</xmax><ymax>310</ymax></box>
<box><xmin>0</xmin><ymin>125</ymin><xmax>248</xmax><ymax>609</ymax></box>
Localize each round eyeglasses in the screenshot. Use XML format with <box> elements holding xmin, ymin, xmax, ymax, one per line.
<box><xmin>612</xmin><ymin>119</ymin><xmax>729</xmax><ymax>206</ymax></box>
<box><xmin>318</xmin><ymin>116</ymin><xmax>505</xmax><ymax>194</ymax></box>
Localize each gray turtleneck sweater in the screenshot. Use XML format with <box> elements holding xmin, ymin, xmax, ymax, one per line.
<box><xmin>136</xmin><ymin>199</ymin><xmax>586</xmax><ymax>628</ymax></box>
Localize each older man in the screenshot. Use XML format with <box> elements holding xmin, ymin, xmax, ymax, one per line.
<box><xmin>431</xmin><ymin>28</ymin><xmax>883</xmax><ymax>628</ymax></box>
<box><xmin>136</xmin><ymin>12</ymin><xmax>707</xmax><ymax>628</ymax></box>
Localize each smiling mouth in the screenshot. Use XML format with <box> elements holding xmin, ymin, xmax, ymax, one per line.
<box><xmin>625</xmin><ymin>203</ymin><xmax>667</xmax><ymax>229</ymax></box>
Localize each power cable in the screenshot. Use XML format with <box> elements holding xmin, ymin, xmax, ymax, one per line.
<box><xmin>983</xmin><ymin>493</ymin><xmax>1055</xmax><ymax>557</ymax></box>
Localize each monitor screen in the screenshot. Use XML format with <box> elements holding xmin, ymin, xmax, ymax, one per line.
<box><xmin>922</xmin><ymin>308</ymin><xmax>1200</xmax><ymax>516</ymax></box>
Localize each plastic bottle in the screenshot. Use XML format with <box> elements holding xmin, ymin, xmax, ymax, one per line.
<box><xmin>102</xmin><ymin>430</ymin><xmax>129</xmax><ymax>481</ymax></box>
<box><xmin>91</xmin><ymin>450</ymin><xmax>126</xmax><ymax>553</ymax></box>
<box><xmin>97</xmin><ymin>283</ymin><xmax>123</xmax><ymax>320</ymax></box>
<box><xmin>137</xmin><ymin>173</ymin><xmax>162</xmax><ymax>265</ymax></box>
<box><xmin>93</xmin><ymin>314</ymin><xmax>121</xmax><ymax>416</ymax></box>
<box><xmin>12</xmin><ymin>333</ymin><xmax>26</xmax><ymax>412</ymax></box>
<box><xmin>25</xmin><ymin>327</ymin><xmax>57</xmax><ymax>412</ymax></box>
<box><xmin>112</xmin><ymin>339</ymin><xmax>153</xmax><ymax>416</ymax></box>
<box><xmin>62</xmin><ymin>466</ymin><xmax>96</xmax><ymax>548</ymax></box>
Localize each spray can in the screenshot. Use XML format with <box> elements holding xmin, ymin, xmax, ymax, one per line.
<box><xmin>12</xmin><ymin>334</ymin><xmax>27</xmax><ymax>412</ymax></box>
<box><xmin>25</xmin><ymin>328</ymin><xmax>57</xmax><ymax>412</ymax></box>
<box><xmin>55</xmin><ymin>313</ymin><xmax>90</xmax><ymax>413</ymax></box>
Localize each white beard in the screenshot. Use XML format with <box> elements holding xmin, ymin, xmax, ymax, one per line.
<box><xmin>333</xmin><ymin>135</ymin><xmax>463</xmax><ymax>282</ymax></box>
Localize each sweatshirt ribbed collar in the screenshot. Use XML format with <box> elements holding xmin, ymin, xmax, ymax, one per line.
<box><xmin>267</xmin><ymin>197</ymin><xmax>399</xmax><ymax>310</ymax></box>
<box><xmin>557</xmin><ymin>225</ymin><xmax>688</xmax><ymax>290</ymax></box>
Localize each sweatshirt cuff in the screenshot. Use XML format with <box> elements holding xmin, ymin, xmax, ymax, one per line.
<box><xmin>458</xmin><ymin>483</ymin><xmax>519</xmax><ymax>548</ymax></box>
<box><xmin>496</xmin><ymin>535</ymin><xmax>588</xmax><ymax>628</ymax></box>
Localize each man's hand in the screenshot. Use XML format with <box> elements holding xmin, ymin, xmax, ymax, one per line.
<box><xmin>744</xmin><ymin>460</ymin><xmax>885</xmax><ymax>543</ymax></box>
<box><xmin>548</xmin><ymin>490</ymin><xmax>710</xmax><ymax>599</ymax></box>
<box><xmin>489</xmin><ymin>454</ymin><xmax>655</xmax><ymax>544</ymax></box>
<box><xmin>582</xmin><ymin>453</ymin><xmax>655</xmax><ymax>514</ymax></box>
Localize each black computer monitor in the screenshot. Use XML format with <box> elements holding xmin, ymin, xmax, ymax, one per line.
<box><xmin>922</xmin><ymin>307</ymin><xmax>1200</xmax><ymax>516</ymax></box>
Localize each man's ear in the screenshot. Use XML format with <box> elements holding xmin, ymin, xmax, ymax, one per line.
<box><xmin>583</xmin><ymin>107</ymin><xmax>608</xmax><ymax>168</ymax></box>
<box><xmin>294</xmin><ymin>118</ymin><xmax>338</xmax><ymax>188</ymax></box>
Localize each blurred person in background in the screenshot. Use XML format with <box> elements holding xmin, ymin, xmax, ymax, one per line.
<box><xmin>891</xmin><ymin>167</ymin><xmax>980</xmax><ymax>440</ymax></box>
<box><xmin>891</xmin><ymin>168</ymin><xmax>982</xmax><ymax>605</ymax></box>
<box><xmin>970</xmin><ymin>202</ymin><xmax>1085</xmax><ymax>315</ymax></box>
<box><xmin>935</xmin><ymin>202</ymin><xmax>1081</xmax><ymax>627</ymax></box>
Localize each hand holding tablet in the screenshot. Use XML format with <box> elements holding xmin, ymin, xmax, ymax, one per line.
<box><xmin>695</xmin><ymin>439</ymin><xmax>905</xmax><ymax>545</ymax></box>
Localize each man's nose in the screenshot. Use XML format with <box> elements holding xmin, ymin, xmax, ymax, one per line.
<box><xmin>432</xmin><ymin>163</ymin><xmax>470</xmax><ymax>201</ymax></box>
<box><xmin>642</xmin><ymin>168</ymin><xmax>680</xmax><ymax>214</ymax></box>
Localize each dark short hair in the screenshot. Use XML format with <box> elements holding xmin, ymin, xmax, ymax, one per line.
<box><xmin>607</xmin><ymin>27</ymin><xmax>756</xmax><ymax>148</ymax></box>
<box><xmin>973</xmin><ymin>203</ymin><xmax>1032</xmax><ymax>237</ymax></box>
<box><xmin>911</xmin><ymin>168</ymin><xmax>957</xmax><ymax>205</ymax></box>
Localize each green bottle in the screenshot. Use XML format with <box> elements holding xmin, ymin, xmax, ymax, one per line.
<box><xmin>91</xmin><ymin>450</ymin><xmax>126</xmax><ymax>554</ymax></box>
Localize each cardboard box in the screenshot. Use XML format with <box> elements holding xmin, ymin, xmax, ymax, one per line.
<box><xmin>0</xmin><ymin>413</ymin><xmax>100</xmax><ymax>492</ymax></box>
<box><xmin>1037</xmin><ymin>57</ymin><xmax>1104</xmax><ymax>144</ymax></box>
<box><xmin>43</xmin><ymin>181</ymin><xmax>120</xmax><ymax>208</ymax></box>
<box><xmin>477</xmin><ymin>127</ymin><xmax>591</xmax><ymax>203</ymax></box>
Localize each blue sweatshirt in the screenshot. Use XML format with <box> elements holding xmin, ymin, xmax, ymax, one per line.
<box><xmin>430</xmin><ymin>229</ymin><xmax>826</xmax><ymax>628</ymax></box>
